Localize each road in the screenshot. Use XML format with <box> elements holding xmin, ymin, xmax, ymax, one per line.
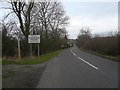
<box><xmin>37</xmin><ymin>46</ymin><xmax>118</xmax><ymax>88</ymax></box>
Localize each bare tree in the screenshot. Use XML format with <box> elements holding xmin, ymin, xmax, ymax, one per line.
<box><xmin>2</xmin><ymin>0</ymin><xmax>70</xmax><ymax>56</ymax></box>
<box><xmin>30</xmin><ymin>1</ymin><xmax>69</xmax><ymax>52</ymax></box>
<box><xmin>11</xmin><ymin>1</ymin><xmax>34</xmax><ymax>38</ymax></box>
<box><xmin>31</xmin><ymin>1</ymin><xmax>69</xmax><ymax>38</ymax></box>
<box><xmin>76</xmin><ymin>27</ymin><xmax>92</xmax><ymax>47</ymax></box>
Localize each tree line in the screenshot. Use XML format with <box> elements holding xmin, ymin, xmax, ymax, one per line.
<box><xmin>1</xmin><ymin>1</ymin><xmax>71</xmax><ymax>58</ymax></box>
<box><xmin>76</xmin><ymin>27</ymin><xmax>119</xmax><ymax>57</ymax></box>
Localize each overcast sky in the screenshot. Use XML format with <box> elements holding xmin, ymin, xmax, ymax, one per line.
<box><xmin>62</xmin><ymin>2</ymin><xmax>118</xmax><ymax>39</ymax></box>
<box><xmin>0</xmin><ymin>1</ymin><xmax>119</xmax><ymax>39</ymax></box>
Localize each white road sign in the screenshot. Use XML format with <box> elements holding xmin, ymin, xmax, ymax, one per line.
<box><xmin>28</xmin><ymin>35</ymin><xmax>40</xmax><ymax>43</ymax></box>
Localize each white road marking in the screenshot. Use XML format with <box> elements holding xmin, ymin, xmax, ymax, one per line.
<box><xmin>71</xmin><ymin>49</ymin><xmax>77</xmax><ymax>56</ymax></box>
<box><xmin>73</xmin><ymin>52</ymin><xmax>76</xmax><ymax>56</ymax></box>
<box><xmin>78</xmin><ymin>57</ymin><xmax>98</xmax><ymax>70</ymax></box>
<box><xmin>71</xmin><ymin>49</ymin><xmax>98</xmax><ymax>70</ymax></box>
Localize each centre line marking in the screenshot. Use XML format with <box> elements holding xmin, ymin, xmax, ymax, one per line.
<box><xmin>71</xmin><ymin>49</ymin><xmax>98</xmax><ymax>70</ymax></box>
<box><xmin>78</xmin><ymin>57</ymin><xmax>98</xmax><ymax>70</ymax></box>
<box><xmin>71</xmin><ymin>49</ymin><xmax>76</xmax><ymax>56</ymax></box>
<box><xmin>73</xmin><ymin>52</ymin><xmax>76</xmax><ymax>56</ymax></box>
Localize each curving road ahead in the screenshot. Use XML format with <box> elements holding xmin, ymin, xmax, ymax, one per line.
<box><xmin>37</xmin><ymin>46</ymin><xmax>118</xmax><ymax>88</ymax></box>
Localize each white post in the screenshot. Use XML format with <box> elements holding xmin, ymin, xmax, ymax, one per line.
<box><xmin>18</xmin><ymin>38</ymin><xmax>21</xmax><ymax>59</ymax></box>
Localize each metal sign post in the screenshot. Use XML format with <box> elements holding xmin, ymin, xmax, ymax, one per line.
<box><xmin>38</xmin><ymin>43</ymin><xmax>40</xmax><ymax>57</ymax></box>
<box><xmin>30</xmin><ymin>43</ymin><xmax>32</xmax><ymax>57</ymax></box>
<box><xmin>28</xmin><ymin>35</ymin><xmax>40</xmax><ymax>57</ymax></box>
<box><xmin>18</xmin><ymin>38</ymin><xmax>21</xmax><ymax>59</ymax></box>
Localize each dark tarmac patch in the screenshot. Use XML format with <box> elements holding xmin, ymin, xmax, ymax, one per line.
<box><xmin>2</xmin><ymin>64</ymin><xmax>47</xmax><ymax>88</ymax></box>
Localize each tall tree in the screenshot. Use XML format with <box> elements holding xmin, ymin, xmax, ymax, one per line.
<box><xmin>11</xmin><ymin>1</ymin><xmax>34</xmax><ymax>39</ymax></box>
<box><xmin>76</xmin><ymin>27</ymin><xmax>92</xmax><ymax>47</ymax></box>
<box><xmin>2</xmin><ymin>1</ymin><xmax>69</xmax><ymax>56</ymax></box>
<box><xmin>30</xmin><ymin>1</ymin><xmax>69</xmax><ymax>53</ymax></box>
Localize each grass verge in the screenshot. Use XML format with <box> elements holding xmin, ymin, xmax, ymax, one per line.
<box><xmin>80</xmin><ymin>48</ymin><xmax>119</xmax><ymax>62</ymax></box>
<box><xmin>0</xmin><ymin>60</ymin><xmax>2</xmax><ymax>64</ymax></box>
<box><xmin>2</xmin><ymin>50</ymin><xmax>61</xmax><ymax>65</ymax></box>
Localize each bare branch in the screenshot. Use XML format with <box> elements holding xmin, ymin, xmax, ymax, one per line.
<box><xmin>3</xmin><ymin>11</ymin><xmax>14</xmax><ymax>20</ymax></box>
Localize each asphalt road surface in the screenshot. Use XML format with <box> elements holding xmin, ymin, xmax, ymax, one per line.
<box><xmin>37</xmin><ymin>46</ymin><xmax>118</xmax><ymax>88</ymax></box>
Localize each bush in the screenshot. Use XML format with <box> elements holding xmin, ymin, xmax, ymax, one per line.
<box><xmin>2</xmin><ymin>28</ymin><xmax>17</xmax><ymax>57</ymax></box>
<box><xmin>82</xmin><ymin>36</ymin><xmax>118</xmax><ymax>56</ymax></box>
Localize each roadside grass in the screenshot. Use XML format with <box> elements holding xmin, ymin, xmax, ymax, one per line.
<box><xmin>0</xmin><ymin>60</ymin><xmax>2</xmax><ymax>64</ymax></box>
<box><xmin>2</xmin><ymin>50</ymin><xmax>61</xmax><ymax>65</ymax></box>
<box><xmin>80</xmin><ymin>48</ymin><xmax>119</xmax><ymax>62</ymax></box>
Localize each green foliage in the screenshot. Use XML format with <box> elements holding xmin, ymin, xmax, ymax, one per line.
<box><xmin>2</xmin><ymin>50</ymin><xmax>61</xmax><ymax>65</ymax></box>
<box><xmin>2</xmin><ymin>26</ymin><xmax>17</xmax><ymax>57</ymax></box>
